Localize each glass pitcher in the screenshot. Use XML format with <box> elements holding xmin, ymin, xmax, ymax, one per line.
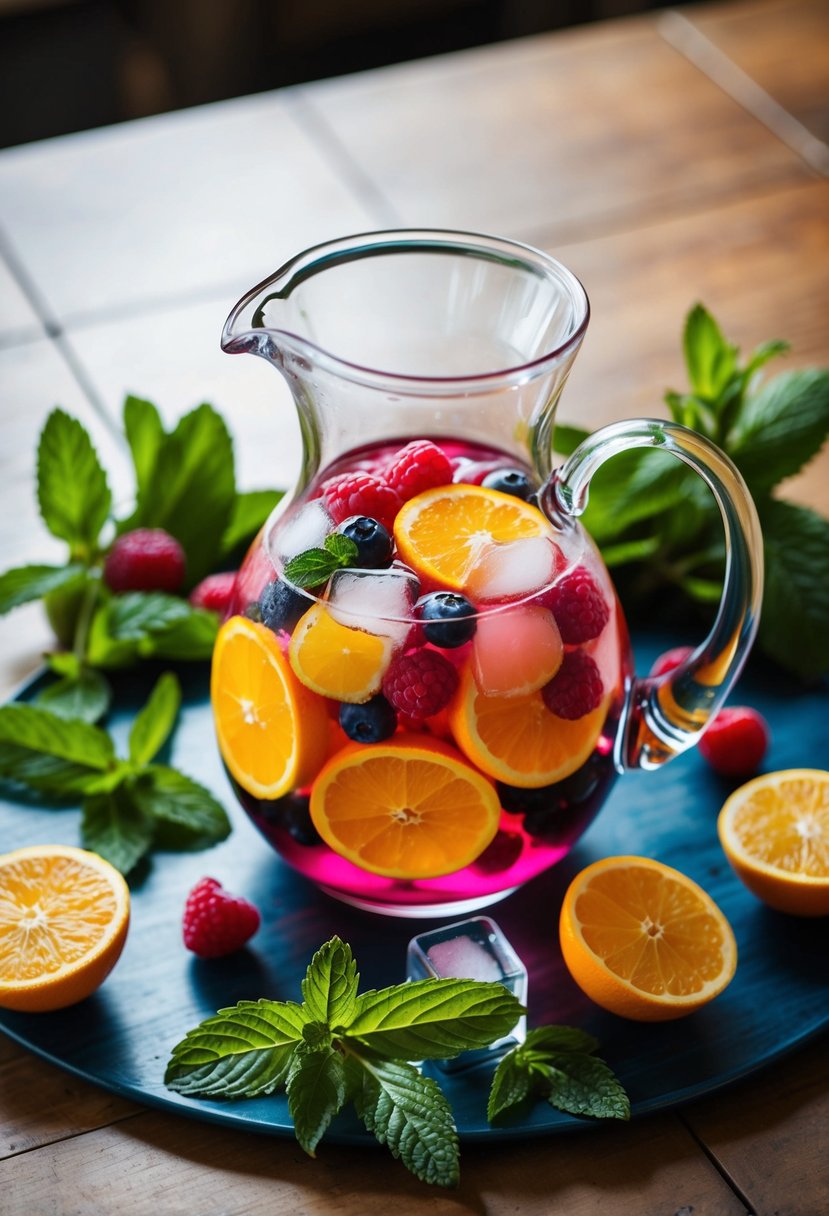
<box><xmin>216</xmin><ymin>229</ymin><xmax>763</xmax><ymax>916</ymax></box>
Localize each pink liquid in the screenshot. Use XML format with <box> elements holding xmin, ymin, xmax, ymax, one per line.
<box><xmin>223</xmin><ymin>438</ymin><xmax>632</xmax><ymax>916</ymax></box>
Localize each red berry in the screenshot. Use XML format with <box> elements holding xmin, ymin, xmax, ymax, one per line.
<box><xmin>542</xmin><ymin>567</ymin><xmax>609</xmax><ymax>644</ymax></box>
<box><xmin>104</xmin><ymin>528</ymin><xmax>186</xmax><ymax>594</ymax></box>
<box><xmin>322</xmin><ymin>472</ymin><xmax>402</xmax><ymax>532</ymax></box>
<box><xmin>649</xmin><ymin>646</ymin><xmax>694</xmax><ymax>678</ymax></box>
<box><xmin>382</xmin><ymin>648</ymin><xmax>459</xmax><ymax>721</ymax></box>
<box><xmin>541</xmin><ymin>650</ymin><xmax>604</xmax><ymax>720</ymax></box>
<box><xmin>385</xmin><ymin>440</ymin><xmax>453</xmax><ymax>502</ymax></box>
<box><xmin>182</xmin><ymin>877</ymin><xmax>260</xmax><ymax>959</ymax></box>
<box><xmin>698</xmin><ymin>707</ymin><xmax>769</xmax><ymax>778</ymax></box>
<box><xmin>188</xmin><ymin>571</ymin><xmax>237</xmax><ymax>616</ymax></box>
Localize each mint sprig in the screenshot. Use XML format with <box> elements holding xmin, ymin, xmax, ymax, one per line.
<box><xmin>0</xmin><ymin>673</ymin><xmax>230</xmax><ymax>874</ymax></box>
<box><xmin>284</xmin><ymin>533</ymin><xmax>359</xmax><ymax>589</ymax></box>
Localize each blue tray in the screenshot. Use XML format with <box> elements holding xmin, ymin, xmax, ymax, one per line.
<box><xmin>0</xmin><ymin>635</ymin><xmax>826</xmax><ymax>1143</ymax></box>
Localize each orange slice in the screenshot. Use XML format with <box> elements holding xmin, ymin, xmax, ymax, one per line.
<box><xmin>448</xmin><ymin>664</ymin><xmax>608</xmax><ymax>788</ymax></box>
<box><xmin>718</xmin><ymin>769</ymin><xmax>829</xmax><ymax>917</ymax></box>
<box><xmin>309</xmin><ymin>735</ymin><xmax>501</xmax><ymax>878</ymax></box>
<box><xmin>0</xmin><ymin>844</ymin><xmax>130</xmax><ymax>1013</ymax></box>
<box><xmin>289</xmin><ymin>603</ymin><xmax>394</xmax><ymax>704</ymax></box>
<box><xmin>212</xmin><ymin>615</ymin><xmax>329</xmax><ymax>799</ymax></box>
<box><xmin>393</xmin><ymin>483</ymin><xmax>551</xmax><ymax>591</ymax></box>
<box><xmin>559</xmin><ymin>855</ymin><xmax>737</xmax><ymax>1022</ymax></box>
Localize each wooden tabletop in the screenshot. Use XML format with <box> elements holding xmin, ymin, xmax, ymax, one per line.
<box><xmin>1</xmin><ymin>0</ymin><xmax>827</xmax><ymax>1211</ymax></box>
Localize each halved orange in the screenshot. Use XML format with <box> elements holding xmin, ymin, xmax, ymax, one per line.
<box><xmin>212</xmin><ymin>615</ymin><xmax>330</xmax><ymax>799</ymax></box>
<box><xmin>448</xmin><ymin>663</ymin><xmax>609</xmax><ymax>788</ymax></box>
<box><xmin>393</xmin><ymin>483</ymin><xmax>551</xmax><ymax>591</ymax></box>
<box><xmin>559</xmin><ymin>855</ymin><xmax>737</xmax><ymax>1021</ymax></box>
<box><xmin>718</xmin><ymin>769</ymin><xmax>829</xmax><ymax>917</ymax></box>
<box><xmin>288</xmin><ymin>603</ymin><xmax>394</xmax><ymax>704</ymax></box>
<box><xmin>309</xmin><ymin>735</ymin><xmax>501</xmax><ymax>878</ymax></box>
<box><xmin>0</xmin><ymin>844</ymin><xmax>130</xmax><ymax>1013</ymax></box>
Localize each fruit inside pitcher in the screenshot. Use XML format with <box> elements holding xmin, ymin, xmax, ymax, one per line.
<box><xmin>212</xmin><ymin>437</ymin><xmax>631</xmax><ymax>914</ymax></box>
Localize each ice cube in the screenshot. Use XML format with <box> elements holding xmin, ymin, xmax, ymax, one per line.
<box><xmin>273</xmin><ymin>499</ymin><xmax>332</xmax><ymax>563</ymax></box>
<box><xmin>327</xmin><ymin>566</ymin><xmax>419</xmax><ymax>647</ymax></box>
<box><xmin>426</xmin><ymin>936</ymin><xmax>504</xmax><ymax>983</ymax></box>
<box><xmin>466</xmin><ymin>535</ymin><xmax>561</xmax><ymax>603</ymax></box>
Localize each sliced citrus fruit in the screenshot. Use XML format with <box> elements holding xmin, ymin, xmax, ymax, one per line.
<box><xmin>718</xmin><ymin>769</ymin><xmax>829</xmax><ymax>917</ymax></box>
<box><xmin>559</xmin><ymin>855</ymin><xmax>737</xmax><ymax>1022</ymax></box>
<box><xmin>448</xmin><ymin>663</ymin><xmax>608</xmax><ymax>787</ymax></box>
<box><xmin>212</xmin><ymin>614</ymin><xmax>329</xmax><ymax>799</ymax></box>
<box><xmin>289</xmin><ymin>603</ymin><xmax>394</xmax><ymax>704</ymax></box>
<box><xmin>393</xmin><ymin>483</ymin><xmax>551</xmax><ymax>591</ymax></box>
<box><xmin>309</xmin><ymin>735</ymin><xmax>501</xmax><ymax>878</ymax></box>
<box><xmin>0</xmin><ymin>844</ymin><xmax>130</xmax><ymax>1013</ymax></box>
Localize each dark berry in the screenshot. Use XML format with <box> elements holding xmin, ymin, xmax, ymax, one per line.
<box><xmin>339</xmin><ymin>694</ymin><xmax>398</xmax><ymax>743</ymax></box>
<box><xmin>104</xmin><ymin>528</ymin><xmax>186</xmax><ymax>594</ymax></box>
<box><xmin>385</xmin><ymin>439</ymin><xmax>454</xmax><ymax>501</ymax></box>
<box><xmin>259</xmin><ymin>577</ymin><xmax>308</xmax><ymax>633</ymax></box>
<box><xmin>416</xmin><ymin>591</ymin><xmax>477</xmax><ymax>649</ymax></box>
<box><xmin>336</xmin><ymin>515</ymin><xmax>393</xmax><ymax>569</ymax></box>
<box><xmin>541</xmin><ymin>650</ymin><xmax>604</xmax><ymax>720</ymax></box>
<box><xmin>698</xmin><ymin>707</ymin><xmax>769</xmax><ymax>777</ymax></box>
<box><xmin>260</xmin><ymin>792</ymin><xmax>322</xmax><ymax>846</ymax></box>
<box><xmin>188</xmin><ymin>571</ymin><xmax>237</xmax><ymax>616</ymax></box>
<box><xmin>481</xmin><ymin>467</ymin><xmax>534</xmax><ymax>500</ymax></box>
<box><xmin>472</xmin><ymin>830</ymin><xmax>524</xmax><ymax>873</ymax></box>
<box><xmin>542</xmin><ymin>566</ymin><xmax>610</xmax><ymax>644</ymax></box>
<box><xmin>382</xmin><ymin>649</ymin><xmax>459</xmax><ymax>720</ymax></box>
<box><xmin>182</xmin><ymin>877</ymin><xmax>260</xmax><ymax>958</ymax></box>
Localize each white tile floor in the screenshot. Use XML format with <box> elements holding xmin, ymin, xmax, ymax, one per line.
<box><xmin>0</xmin><ymin>255</ymin><xmax>43</xmax><ymax>346</ymax></box>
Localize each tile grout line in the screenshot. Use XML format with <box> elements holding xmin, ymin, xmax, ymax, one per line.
<box><xmin>658</xmin><ymin>10</ymin><xmax>829</xmax><ymax>178</ymax></box>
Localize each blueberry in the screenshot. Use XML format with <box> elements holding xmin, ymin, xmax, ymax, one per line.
<box><xmin>261</xmin><ymin>792</ymin><xmax>322</xmax><ymax>846</ymax></box>
<box><xmin>416</xmin><ymin>591</ymin><xmax>477</xmax><ymax>648</ymax></box>
<box><xmin>336</xmin><ymin>515</ymin><xmax>393</xmax><ymax>569</ymax></box>
<box><xmin>259</xmin><ymin>577</ymin><xmax>308</xmax><ymax>633</ymax></box>
<box><xmin>481</xmin><ymin>468</ymin><xmax>534</xmax><ymax>500</ymax></box>
<box><xmin>339</xmin><ymin>694</ymin><xmax>397</xmax><ymax>743</ymax></box>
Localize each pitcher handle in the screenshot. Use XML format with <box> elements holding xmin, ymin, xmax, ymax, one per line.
<box><xmin>548</xmin><ymin>418</ymin><xmax>764</xmax><ymax>771</ymax></box>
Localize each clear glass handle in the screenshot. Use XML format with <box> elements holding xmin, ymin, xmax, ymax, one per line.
<box><xmin>550</xmin><ymin>419</ymin><xmax>764</xmax><ymax>770</ymax></box>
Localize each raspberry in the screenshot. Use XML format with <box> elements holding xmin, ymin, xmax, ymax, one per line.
<box><xmin>182</xmin><ymin>877</ymin><xmax>260</xmax><ymax>958</ymax></box>
<box><xmin>104</xmin><ymin>528</ymin><xmax>186</xmax><ymax>594</ymax></box>
<box><xmin>543</xmin><ymin>567</ymin><xmax>609</xmax><ymax>644</ymax></box>
<box><xmin>322</xmin><ymin>472</ymin><xmax>402</xmax><ymax>532</ymax></box>
<box><xmin>382</xmin><ymin>648</ymin><xmax>459</xmax><ymax>720</ymax></box>
<box><xmin>649</xmin><ymin>646</ymin><xmax>694</xmax><ymax>678</ymax></box>
<box><xmin>698</xmin><ymin>707</ymin><xmax>769</xmax><ymax>778</ymax></box>
<box><xmin>541</xmin><ymin>650</ymin><xmax>604</xmax><ymax>720</ymax></box>
<box><xmin>384</xmin><ymin>440</ymin><xmax>453</xmax><ymax>502</ymax></box>
<box><xmin>188</xmin><ymin>571</ymin><xmax>237</xmax><ymax>616</ymax></box>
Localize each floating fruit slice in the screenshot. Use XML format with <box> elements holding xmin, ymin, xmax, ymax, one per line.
<box><xmin>393</xmin><ymin>483</ymin><xmax>551</xmax><ymax>591</ymax></box>
<box><xmin>559</xmin><ymin>855</ymin><xmax>737</xmax><ymax>1021</ymax></box>
<box><xmin>0</xmin><ymin>844</ymin><xmax>130</xmax><ymax>1013</ymax></box>
<box><xmin>717</xmin><ymin>769</ymin><xmax>829</xmax><ymax>916</ymax></box>
<box><xmin>212</xmin><ymin>615</ymin><xmax>329</xmax><ymax>799</ymax></box>
<box><xmin>309</xmin><ymin>736</ymin><xmax>501</xmax><ymax>878</ymax></box>
<box><xmin>289</xmin><ymin>603</ymin><xmax>394</xmax><ymax>704</ymax></box>
<box><xmin>448</xmin><ymin>664</ymin><xmax>608</xmax><ymax>787</ymax></box>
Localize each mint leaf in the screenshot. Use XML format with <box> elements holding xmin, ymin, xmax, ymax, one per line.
<box><xmin>520</xmin><ymin>1026</ymin><xmax>599</xmax><ymax>1055</ymax></box>
<box><xmin>128</xmin><ymin>672</ymin><xmax>181</xmax><ymax>766</ymax></box>
<box><xmin>123</xmin><ymin>395</ymin><xmax>165</xmax><ymax>504</ymax></box>
<box><xmin>487</xmin><ymin>1053</ymin><xmax>533</xmax><ymax>1121</ymax></box>
<box><xmin>130</xmin><ymin>765</ymin><xmax>231</xmax><ymax>849</ymax></box>
<box><xmin>37</xmin><ymin>410</ymin><xmax>111</xmax><ymax>553</ymax></box>
<box><xmin>323</xmin><ymin>533</ymin><xmax>358</xmax><ymax>563</ymax></box>
<box><xmin>347</xmin><ymin>1053</ymin><xmax>459</xmax><ymax>1188</ymax></box>
<box><xmin>35</xmin><ymin>668</ymin><xmax>112</xmax><ymax>724</ymax></box>
<box><xmin>165</xmin><ymin>1000</ymin><xmax>307</xmax><ymax>1097</ymax></box>
<box><xmin>347</xmin><ymin>978</ymin><xmax>524</xmax><ymax>1060</ymax></box>
<box><xmin>301</xmin><ymin>937</ymin><xmax>359</xmax><ymax>1028</ymax></box>
<box><xmin>222</xmin><ymin>489</ymin><xmax>284</xmax><ymax>556</ymax></box>
<box><xmin>542</xmin><ymin>1054</ymin><xmax>630</xmax><ymax>1120</ymax></box>
<box><xmin>143</xmin><ymin>609</ymin><xmax>217</xmax><ymax>661</ymax></box>
<box><xmin>728</xmin><ymin>369</ymin><xmax>829</xmax><ymax>495</ymax></box>
<box><xmin>287</xmin><ymin>1045</ymin><xmax>347</xmax><ymax>1156</ymax></box>
<box><xmin>553</xmin><ymin>423</ymin><xmax>591</xmax><ymax>457</ymax></box>
<box><xmin>283</xmin><ymin>533</ymin><xmax>358</xmax><ymax>590</ymax></box>
<box><xmin>0</xmin><ymin>562</ymin><xmax>86</xmax><ymax>616</ymax></box>
<box><xmin>683</xmin><ymin>303</ymin><xmax>738</xmax><ymax>404</ymax></box>
<box><xmin>87</xmin><ymin>593</ymin><xmax>217</xmax><ymax>666</ymax></box>
<box><xmin>759</xmin><ymin>500</ymin><xmax>829</xmax><ymax>679</ymax></box>
<box><xmin>0</xmin><ymin>703</ymin><xmax>115</xmax><ymax>782</ymax></box>
<box><xmin>81</xmin><ymin>787</ymin><xmax>154</xmax><ymax>874</ymax></box>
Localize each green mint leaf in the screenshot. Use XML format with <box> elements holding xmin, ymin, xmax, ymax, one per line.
<box><xmin>682</xmin><ymin>304</ymin><xmax>738</xmax><ymax>404</ymax></box>
<box><xmin>37</xmin><ymin>409</ymin><xmax>111</xmax><ymax>552</ymax></box>
<box><xmin>301</xmin><ymin>937</ymin><xmax>359</xmax><ymax>1028</ymax></box>
<box><xmin>302</xmin><ymin>1021</ymin><xmax>332</xmax><ymax>1048</ymax></box>
<box><xmin>130</xmin><ymin>765</ymin><xmax>231</xmax><ymax>849</ymax></box>
<box><xmin>759</xmin><ymin>500</ymin><xmax>829</xmax><ymax>679</ymax></box>
<box><xmin>323</xmin><ymin>533</ymin><xmax>358</xmax><ymax>563</ymax></box>
<box><xmin>123</xmin><ymin>395</ymin><xmax>165</xmax><ymax>504</ymax></box>
<box><xmin>145</xmin><ymin>608</ymin><xmax>218</xmax><ymax>661</ymax></box>
<box><xmin>128</xmin><ymin>672</ymin><xmax>181</xmax><ymax>766</ymax></box>
<box><xmin>87</xmin><ymin>593</ymin><xmax>217</xmax><ymax>666</ymax></box>
<box><xmin>165</xmin><ymin>1000</ymin><xmax>307</xmax><ymax>1097</ymax></box>
<box><xmin>0</xmin><ymin>562</ymin><xmax>86</xmax><ymax>616</ymax></box>
<box><xmin>599</xmin><ymin>536</ymin><xmax>661</xmax><ymax>568</ymax></box>
<box><xmin>286</xmin><ymin>1045</ymin><xmax>347</xmax><ymax>1156</ymax></box>
<box><xmin>35</xmin><ymin>668</ymin><xmax>112</xmax><ymax>724</ymax></box>
<box><xmin>543</xmin><ymin>1054</ymin><xmax>631</xmax><ymax>1121</ymax></box>
<box><xmin>346</xmin><ymin>978</ymin><xmax>524</xmax><ymax>1060</ymax></box>
<box><xmin>221</xmin><ymin>489</ymin><xmax>284</xmax><ymax>557</ymax></box>
<box><xmin>744</xmin><ymin>337</ymin><xmax>790</xmax><ymax>381</ymax></box>
<box><xmin>520</xmin><ymin>1025</ymin><xmax>600</xmax><ymax>1056</ymax></box>
<box><xmin>487</xmin><ymin>1053</ymin><xmax>533</xmax><ymax>1122</ymax></box>
<box><xmin>580</xmin><ymin>450</ymin><xmax>698</xmax><ymax>545</ymax></box>
<box><xmin>283</xmin><ymin>548</ymin><xmax>341</xmax><ymax>589</ymax></box>
<box><xmin>727</xmin><ymin>369</ymin><xmax>829</xmax><ymax>495</ymax></box>
<box><xmin>81</xmin><ymin>786</ymin><xmax>155</xmax><ymax>875</ymax></box>
<box><xmin>105</xmin><ymin>592</ymin><xmax>192</xmax><ymax>641</ymax></box>
<box><xmin>0</xmin><ymin>703</ymin><xmax>115</xmax><ymax>779</ymax></box>
<box><xmin>553</xmin><ymin>423</ymin><xmax>591</xmax><ymax>457</ymax></box>
<box><xmin>347</xmin><ymin>1053</ymin><xmax>459</xmax><ymax>1188</ymax></box>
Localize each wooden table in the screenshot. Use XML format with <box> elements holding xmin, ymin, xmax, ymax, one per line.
<box><xmin>1</xmin><ymin>0</ymin><xmax>827</xmax><ymax>1211</ymax></box>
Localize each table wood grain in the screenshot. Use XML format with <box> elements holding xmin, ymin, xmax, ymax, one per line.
<box><xmin>1</xmin><ymin>1</ymin><xmax>827</xmax><ymax>1212</ymax></box>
